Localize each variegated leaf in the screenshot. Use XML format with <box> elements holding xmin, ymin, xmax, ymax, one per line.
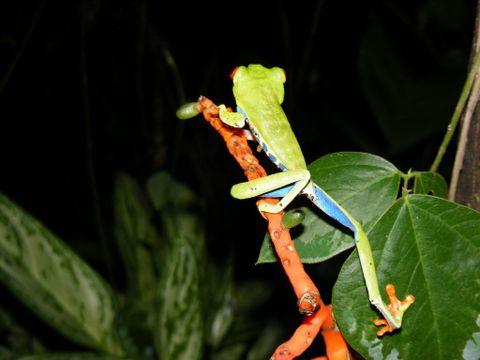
<box><xmin>0</xmin><ymin>194</ymin><xmax>123</xmax><ymax>355</ymax></box>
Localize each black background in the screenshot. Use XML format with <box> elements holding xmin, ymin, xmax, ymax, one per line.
<box><xmin>0</xmin><ymin>0</ymin><xmax>476</xmax><ymax>354</ymax></box>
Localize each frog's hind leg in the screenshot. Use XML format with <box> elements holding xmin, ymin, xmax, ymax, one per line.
<box><xmin>230</xmin><ymin>169</ymin><xmax>310</xmax><ymax>213</ymax></box>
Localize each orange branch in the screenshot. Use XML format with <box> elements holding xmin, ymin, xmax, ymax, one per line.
<box><xmin>195</xmin><ymin>96</ymin><xmax>350</xmax><ymax>360</ymax></box>
<box><xmin>262</xmin><ymin>203</ymin><xmax>322</xmax><ymax>313</ymax></box>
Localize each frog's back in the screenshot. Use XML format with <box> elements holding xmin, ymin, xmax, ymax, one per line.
<box><xmin>235</xmin><ymin>80</ymin><xmax>307</xmax><ymax>171</ymax></box>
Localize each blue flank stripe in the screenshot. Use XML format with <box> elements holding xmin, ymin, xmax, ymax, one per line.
<box><xmin>260</xmin><ymin>142</ymin><xmax>288</xmax><ymax>171</ymax></box>
<box><xmin>235</xmin><ymin>112</ymin><xmax>357</xmax><ymax>236</ymax></box>
<box><xmin>312</xmin><ymin>184</ymin><xmax>354</xmax><ymax>232</ymax></box>
<box><xmin>237</xmin><ymin>106</ymin><xmax>247</xmax><ymax>118</ymax></box>
<box><xmin>260</xmin><ymin>184</ymin><xmax>295</xmax><ymax>198</ymax></box>
<box><xmin>260</xmin><ymin>183</ymin><xmax>355</xmax><ymax>233</ymax></box>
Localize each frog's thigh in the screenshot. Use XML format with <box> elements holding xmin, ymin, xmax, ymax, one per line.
<box><xmin>231</xmin><ymin>169</ymin><xmax>310</xmax><ymax>199</ymax></box>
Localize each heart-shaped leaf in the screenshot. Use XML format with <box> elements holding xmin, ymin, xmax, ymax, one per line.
<box><xmin>412</xmin><ymin>171</ymin><xmax>448</xmax><ymax>198</ymax></box>
<box><xmin>257</xmin><ymin>152</ymin><xmax>401</xmax><ymax>263</ymax></box>
<box><xmin>333</xmin><ymin>195</ymin><xmax>480</xmax><ymax>359</ymax></box>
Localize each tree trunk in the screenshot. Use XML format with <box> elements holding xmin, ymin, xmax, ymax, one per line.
<box><xmin>449</xmin><ymin>0</ymin><xmax>480</xmax><ymax>211</ymax></box>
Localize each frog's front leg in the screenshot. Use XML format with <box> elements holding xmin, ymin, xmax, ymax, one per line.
<box><xmin>230</xmin><ymin>169</ymin><xmax>311</xmax><ymax>213</ymax></box>
<box><xmin>218</xmin><ymin>104</ymin><xmax>246</xmax><ymax>128</ymax></box>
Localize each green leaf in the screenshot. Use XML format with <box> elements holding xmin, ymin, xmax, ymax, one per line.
<box><xmin>113</xmin><ymin>171</ymin><xmax>159</xmax><ymax>342</ymax></box>
<box><xmin>113</xmin><ymin>172</ymin><xmax>158</xmax><ymax>303</ymax></box>
<box><xmin>412</xmin><ymin>171</ymin><xmax>448</xmax><ymax>198</ymax></box>
<box><xmin>0</xmin><ymin>194</ymin><xmax>123</xmax><ymax>355</ymax></box>
<box><xmin>147</xmin><ymin>172</ymin><xmax>196</xmax><ymax>213</ymax></box>
<box><xmin>149</xmin><ymin>172</ymin><xmax>206</xmax><ymax>360</ymax></box>
<box><xmin>147</xmin><ymin>171</ymin><xmax>206</xmax><ymax>265</ymax></box>
<box><xmin>333</xmin><ymin>195</ymin><xmax>480</xmax><ymax>359</ymax></box>
<box><xmin>155</xmin><ymin>240</ymin><xmax>204</xmax><ymax>360</ymax></box>
<box><xmin>206</xmin><ymin>261</ymin><xmax>235</xmax><ymax>349</ymax></box>
<box><xmin>257</xmin><ymin>152</ymin><xmax>401</xmax><ymax>263</ymax></box>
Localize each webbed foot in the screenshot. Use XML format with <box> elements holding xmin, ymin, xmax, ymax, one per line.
<box><xmin>373</xmin><ymin>284</ymin><xmax>415</xmax><ymax>336</ymax></box>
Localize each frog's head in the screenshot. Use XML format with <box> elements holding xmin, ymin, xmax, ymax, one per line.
<box><xmin>230</xmin><ymin>64</ymin><xmax>286</xmax><ymax>104</ymax></box>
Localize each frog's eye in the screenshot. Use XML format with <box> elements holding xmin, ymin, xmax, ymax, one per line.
<box><xmin>229</xmin><ymin>66</ymin><xmax>239</xmax><ymax>79</ymax></box>
<box><xmin>273</xmin><ymin>67</ymin><xmax>286</xmax><ymax>83</ymax></box>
